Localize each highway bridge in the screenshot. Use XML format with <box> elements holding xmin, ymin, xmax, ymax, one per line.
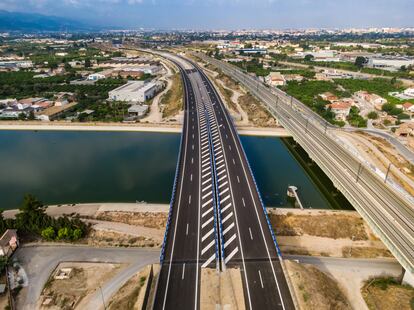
<box><xmin>153</xmin><ymin>53</ymin><xmax>295</xmax><ymax>309</ymax></box>
<box><xmin>193</xmin><ymin>52</ymin><xmax>414</xmax><ymax>282</ymax></box>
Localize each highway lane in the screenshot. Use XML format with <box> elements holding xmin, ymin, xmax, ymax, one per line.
<box><xmin>154</xmin><ymin>66</ymin><xmax>203</xmax><ymax>310</ymax></box>
<box><xmin>195</xmin><ymin>52</ymin><xmax>414</xmax><ymax>274</ymax></box>
<box><xmin>190</xmin><ymin>58</ymin><xmax>295</xmax><ymax>309</ymax></box>
<box><xmin>154</xmin><ymin>52</ymin><xmax>295</xmax><ymax>309</ymax></box>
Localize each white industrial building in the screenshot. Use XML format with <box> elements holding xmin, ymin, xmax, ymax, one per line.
<box><xmin>367</xmin><ymin>56</ymin><xmax>414</xmax><ymax>72</ymax></box>
<box><xmin>108</xmin><ymin>81</ymin><xmax>161</xmax><ymax>103</ymax></box>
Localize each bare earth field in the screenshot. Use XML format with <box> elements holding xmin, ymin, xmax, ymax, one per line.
<box><xmin>269</xmin><ymin>208</ymin><xmax>392</xmax><ymax>258</ymax></box>
<box><xmin>285</xmin><ymin>260</ymin><xmax>352</xmax><ymax>310</ymax></box>
<box><xmin>38</xmin><ymin>262</ymin><xmax>122</xmax><ymax>310</ymax></box>
<box><xmin>361</xmin><ymin>277</ymin><xmax>414</xmax><ymax>310</ymax></box>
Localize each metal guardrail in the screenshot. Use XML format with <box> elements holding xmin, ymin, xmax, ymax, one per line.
<box><xmin>159</xmin><ymin>69</ymin><xmax>186</xmax><ymax>264</ymax></box>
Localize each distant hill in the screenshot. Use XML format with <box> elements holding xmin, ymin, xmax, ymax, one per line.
<box><xmin>0</xmin><ymin>10</ymin><xmax>100</xmax><ymax>32</ymax></box>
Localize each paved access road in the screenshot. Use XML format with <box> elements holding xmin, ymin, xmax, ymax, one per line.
<box><xmin>153</xmin><ymin>53</ymin><xmax>294</xmax><ymax>309</ymax></box>
<box><xmin>13</xmin><ymin>245</ymin><xmax>159</xmax><ymax>310</ymax></box>
<box><xmin>194</xmin><ymin>52</ymin><xmax>414</xmax><ymax>276</ymax></box>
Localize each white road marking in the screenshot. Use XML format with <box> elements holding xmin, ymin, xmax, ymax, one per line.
<box><xmin>218</xmin><ymin>174</ymin><xmax>227</xmax><ymax>182</ymax></box>
<box><xmin>202</xmin><ymin>199</ymin><xmax>213</xmax><ymax>208</ymax></box>
<box><xmin>186</xmin><ymin>223</ymin><xmax>189</xmax><ymax>236</ymax></box>
<box><xmin>202</xmin><ymin>207</ymin><xmax>214</xmax><ymax>218</ymax></box>
<box><xmin>222</xmin><ymin>211</ymin><xmax>233</xmax><ymax>224</ymax></box>
<box><xmin>191</xmin><ymin>157</ymin><xmax>194</xmax><ymax>164</ymax></box>
<box><xmin>182</xmin><ymin>263</ymin><xmax>186</xmax><ymax>280</ymax></box>
<box><xmin>232</xmin><ymin>158</ymin><xmax>236</xmax><ymax>165</ymax></box>
<box><xmin>229</xmin><ymin>145</ymin><xmax>232</xmax><ymax>151</ymax></box>
<box><xmin>218</xmin><ymin>181</ymin><xmax>228</xmax><ymax>189</ymax></box>
<box><xmin>201</xmin><ymin>240</ymin><xmax>215</xmax><ymax>255</ymax></box>
<box><xmin>220</xmin><ymin>187</ymin><xmax>230</xmax><ymax>195</ymax></box>
<box><xmin>221</xmin><ymin>195</ymin><xmax>230</xmax><ymax>204</ymax></box>
<box><xmin>202</xmin><ymin>186</ymin><xmax>210</xmax><ymax>193</ymax></box>
<box><xmin>237</xmin><ymin>176</ymin><xmax>240</xmax><ymax>183</ymax></box>
<box><xmin>190</xmin><ymin>174</ymin><xmax>193</xmax><ymax>182</ymax></box>
<box><xmin>258</xmin><ymin>270</ymin><xmax>264</xmax><ymax>288</ymax></box>
<box><xmin>216</xmin><ymin>164</ymin><xmax>225</xmax><ymax>170</ymax></box>
<box><xmin>202</xmin><ymin>228</ymin><xmax>214</xmax><ymax>242</ymax></box>
<box><xmin>192</xmin><ymin>144</ymin><xmax>194</xmax><ymax>150</ymax></box>
<box><xmin>201</xmin><ymin>254</ymin><xmax>216</xmax><ymax>268</ymax></box>
<box><xmin>221</xmin><ymin>203</ymin><xmax>232</xmax><ymax>213</ymax></box>
<box><xmin>189</xmin><ymin>195</ymin><xmax>191</xmax><ymax>204</ymax></box>
<box><xmin>224</xmin><ymin>247</ymin><xmax>239</xmax><ymax>264</ymax></box>
<box><xmin>202</xmin><ymin>179</ymin><xmax>211</xmax><ymax>186</ymax></box>
<box><xmin>223</xmin><ymin>222</ymin><xmax>234</xmax><ymax>235</ymax></box>
<box><xmin>224</xmin><ymin>234</ymin><xmax>237</xmax><ymax>248</ymax></box>
<box><xmin>216</xmin><ymin>159</ymin><xmax>224</xmax><ymax>165</ymax></box>
<box><xmin>249</xmin><ymin>227</ymin><xmax>253</xmax><ymax>240</ymax></box>
<box><xmin>242</xmin><ymin>198</ymin><xmax>246</xmax><ymax>207</ymax></box>
<box><xmin>217</xmin><ymin>169</ymin><xmax>226</xmax><ymax>177</ymax></box>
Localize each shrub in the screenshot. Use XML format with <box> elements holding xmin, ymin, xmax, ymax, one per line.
<box><xmin>41</xmin><ymin>227</ymin><xmax>55</xmax><ymax>240</ymax></box>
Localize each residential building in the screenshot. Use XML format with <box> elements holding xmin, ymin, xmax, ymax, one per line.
<box><xmin>87</xmin><ymin>73</ymin><xmax>106</xmax><ymax>81</ymax></box>
<box><xmin>0</xmin><ymin>229</ymin><xmax>19</xmax><ymax>257</ymax></box>
<box><xmin>326</xmin><ymin>101</ymin><xmax>352</xmax><ymax>121</ymax></box>
<box><xmin>402</xmin><ymin>102</ymin><xmax>414</xmax><ymax>113</ymax></box>
<box><xmin>108</xmin><ymin>81</ymin><xmax>161</xmax><ymax>103</ymax></box>
<box><xmin>354</xmin><ymin>91</ymin><xmax>387</xmax><ymax>110</ymax></box>
<box><xmin>265</xmin><ymin>72</ymin><xmax>285</xmax><ymax>86</ymax></box>
<box><xmin>283</xmin><ymin>74</ymin><xmax>304</xmax><ymax>82</ymax></box>
<box><xmin>319</xmin><ymin>92</ymin><xmax>339</xmax><ymax>102</ymax></box>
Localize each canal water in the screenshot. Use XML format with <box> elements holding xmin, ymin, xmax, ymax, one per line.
<box><xmin>0</xmin><ymin>131</ymin><xmax>345</xmax><ymax>210</ymax></box>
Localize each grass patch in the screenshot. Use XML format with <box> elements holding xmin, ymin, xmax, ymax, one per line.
<box><xmin>161</xmin><ymin>73</ymin><xmax>183</xmax><ymax>118</ymax></box>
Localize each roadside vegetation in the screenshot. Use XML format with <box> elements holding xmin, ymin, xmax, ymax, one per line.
<box><xmin>361</xmin><ymin>277</ymin><xmax>414</xmax><ymax>310</ymax></box>
<box><xmin>0</xmin><ymin>194</ymin><xmax>89</xmax><ymax>242</ymax></box>
<box><xmin>161</xmin><ymin>73</ymin><xmax>183</xmax><ymax>118</ymax></box>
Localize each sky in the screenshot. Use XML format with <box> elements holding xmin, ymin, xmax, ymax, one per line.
<box><xmin>0</xmin><ymin>0</ymin><xmax>413</xmax><ymax>30</ymax></box>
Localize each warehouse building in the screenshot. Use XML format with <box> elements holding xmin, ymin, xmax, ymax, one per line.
<box><xmin>108</xmin><ymin>81</ymin><xmax>161</xmax><ymax>103</ymax></box>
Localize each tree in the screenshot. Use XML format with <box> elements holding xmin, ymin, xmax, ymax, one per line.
<box><xmin>28</xmin><ymin>110</ymin><xmax>35</xmax><ymax>120</ymax></box>
<box><xmin>41</xmin><ymin>227</ymin><xmax>55</xmax><ymax>240</ymax></box>
<box><xmin>15</xmin><ymin>194</ymin><xmax>48</xmax><ymax>234</ymax></box>
<box><xmin>84</xmin><ymin>58</ymin><xmax>91</xmax><ymax>68</ymax></box>
<box><xmin>304</xmin><ymin>54</ymin><xmax>314</xmax><ymax>62</ymax></box>
<box><xmin>367</xmin><ymin>111</ymin><xmax>378</xmax><ymax>119</ymax></box>
<box><xmin>355</xmin><ymin>56</ymin><xmax>367</xmax><ymax>69</ymax></box>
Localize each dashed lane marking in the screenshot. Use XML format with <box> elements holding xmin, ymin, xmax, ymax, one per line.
<box><xmin>249</xmin><ymin>227</ymin><xmax>253</xmax><ymax>240</ymax></box>
<box><xmin>258</xmin><ymin>270</ymin><xmax>264</xmax><ymax>288</ymax></box>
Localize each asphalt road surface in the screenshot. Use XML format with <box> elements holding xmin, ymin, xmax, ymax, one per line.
<box><xmin>153</xmin><ymin>54</ymin><xmax>294</xmax><ymax>310</ymax></box>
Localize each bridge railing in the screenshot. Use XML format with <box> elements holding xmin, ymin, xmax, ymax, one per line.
<box><xmin>159</xmin><ymin>69</ymin><xmax>186</xmax><ymax>264</ymax></box>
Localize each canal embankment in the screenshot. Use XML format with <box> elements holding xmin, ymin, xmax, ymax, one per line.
<box><xmin>0</xmin><ymin>121</ymin><xmax>291</xmax><ymax>137</ymax></box>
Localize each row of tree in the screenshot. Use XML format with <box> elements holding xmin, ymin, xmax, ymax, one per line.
<box><xmin>0</xmin><ymin>194</ymin><xmax>89</xmax><ymax>242</ymax></box>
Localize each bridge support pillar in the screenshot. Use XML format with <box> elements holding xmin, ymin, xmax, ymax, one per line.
<box><xmin>402</xmin><ymin>270</ymin><xmax>414</xmax><ymax>287</ymax></box>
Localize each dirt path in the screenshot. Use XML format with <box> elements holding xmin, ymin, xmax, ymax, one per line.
<box><xmin>216</xmin><ymin>79</ymin><xmax>250</xmax><ymax>126</ymax></box>
<box><xmin>336</xmin><ymin>131</ymin><xmax>414</xmax><ymax>196</ymax></box>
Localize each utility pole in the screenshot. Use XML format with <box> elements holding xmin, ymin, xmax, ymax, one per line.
<box><xmin>356</xmin><ymin>163</ymin><xmax>363</xmax><ymax>183</ymax></box>
<box><xmin>99</xmin><ymin>285</ymin><xmax>106</xmax><ymax>310</ymax></box>
<box><xmin>385</xmin><ymin>163</ymin><xmax>392</xmax><ymax>184</ymax></box>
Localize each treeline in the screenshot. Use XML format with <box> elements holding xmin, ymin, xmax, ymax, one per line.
<box><xmin>0</xmin><ymin>194</ymin><xmax>89</xmax><ymax>242</ymax></box>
